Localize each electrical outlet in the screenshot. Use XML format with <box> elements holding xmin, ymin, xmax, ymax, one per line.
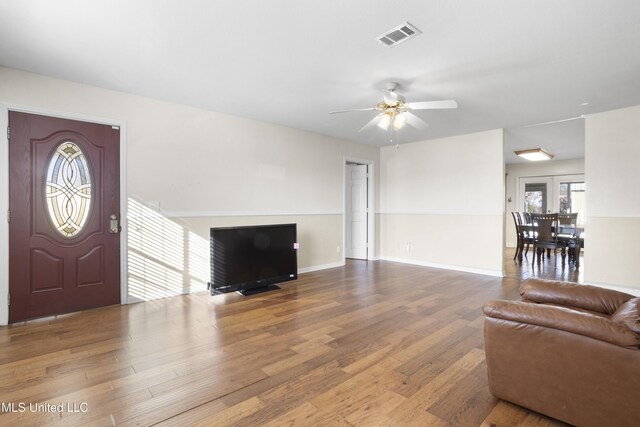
<box><xmin>406</xmin><ymin>242</ymin><xmax>413</xmax><ymax>252</ymax></box>
<box><xmin>336</xmin><ymin>246</ymin><xmax>341</xmax><ymax>253</ymax></box>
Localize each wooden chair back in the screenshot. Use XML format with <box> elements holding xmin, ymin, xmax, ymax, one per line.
<box><xmin>558</xmin><ymin>212</ymin><xmax>578</xmax><ymax>225</ymax></box>
<box><xmin>512</xmin><ymin>212</ymin><xmax>523</xmax><ymax>226</ymax></box>
<box><xmin>530</xmin><ymin>213</ymin><xmax>558</xmax><ymax>244</ymax></box>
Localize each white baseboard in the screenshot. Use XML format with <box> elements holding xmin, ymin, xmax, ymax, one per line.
<box><xmin>298</xmin><ymin>261</ymin><xmax>345</xmax><ymax>274</ymax></box>
<box><xmin>378</xmin><ymin>256</ymin><xmax>503</xmax><ymax>278</ymax></box>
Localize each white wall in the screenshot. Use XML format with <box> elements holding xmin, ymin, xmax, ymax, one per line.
<box><xmin>379</xmin><ymin>129</ymin><xmax>504</xmax><ymax>276</ymax></box>
<box><xmin>585</xmin><ymin>105</ymin><xmax>640</xmax><ymax>289</ymax></box>
<box><xmin>0</xmin><ymin>66</ymin><xmax>379</xmax><ymax>313</ymax></box>
<box><xmin>504</xmin><ymin>159</ymin><xmax>584</xmax><ymax>247</ymax></box>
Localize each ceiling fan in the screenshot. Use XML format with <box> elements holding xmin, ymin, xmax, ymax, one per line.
<box><xmin>330</xmin><ymin>82</ymin><xmax>458</xmax><ymax>132</ymax></box>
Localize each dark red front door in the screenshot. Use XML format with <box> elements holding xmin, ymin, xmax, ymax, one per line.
<box><xmin>9</xmin><ymin>111</ymin><xmax>121</xmax><ymax>322</ymax></box>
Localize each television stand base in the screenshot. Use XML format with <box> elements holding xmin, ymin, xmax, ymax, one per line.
<box><xmin>237</xmin><ymin>285</ymin><xmax>281</xmax><ymax>296</ymax></box>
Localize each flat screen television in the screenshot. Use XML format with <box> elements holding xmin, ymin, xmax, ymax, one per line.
<box><xmin>209</xmin><ymin>223</ymin><xmax>298</xmax><ymax>295</ymax></box>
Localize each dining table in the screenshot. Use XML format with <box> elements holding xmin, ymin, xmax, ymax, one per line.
<box><xmin>516</xmin><ymin>224</ymin><xmax>584</xmax><ymax>268</ymax></box>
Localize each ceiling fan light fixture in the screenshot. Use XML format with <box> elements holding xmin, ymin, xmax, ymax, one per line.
<box><xmin>377</xmin><ymin>113</ymin><xmax>391</xmax><ymax>130</ymax></box>
<box><xmin>515</xmin><ymin>148</ymin><xmax>554</xmax><ymax>161</ymax></box>
<box><xmin>393</xmin><ymin>112</ymin><xmax>406</xmax><ymax>130</ymax></box>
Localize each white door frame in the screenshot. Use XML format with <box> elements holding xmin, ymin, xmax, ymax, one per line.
<box><xmin>0</xmin><ymin>103</ymin><xmax>128</xmax><ymax>325</ymax></box>
<box><xmin>343</xmin><ymin>156</ymin><xmax>375</xmax><ymax>262</ymax></box>
<box><xmin>345</xmin><ymin>163</ymin><xmax>368</xmax><ymax>260</ymax></box>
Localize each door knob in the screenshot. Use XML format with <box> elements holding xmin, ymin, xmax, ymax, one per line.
<box><xmin>109</xmin><ymin>214</ymin><xmax>121</xmax><ymax>233</ymax></box>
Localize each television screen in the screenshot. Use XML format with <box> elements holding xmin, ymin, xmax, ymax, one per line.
<box><xmin>210</xmin><ymin>223</ymin><xmax>297</xmax><ymax>294</ymax></box>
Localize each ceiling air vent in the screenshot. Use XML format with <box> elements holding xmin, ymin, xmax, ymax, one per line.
<box><xmin>376</xmin><ymin>22</ymin><xmax>421</xmax><ymax>47</ymax></box>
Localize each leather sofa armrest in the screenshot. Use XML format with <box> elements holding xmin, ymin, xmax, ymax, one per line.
<box><xmin>519</xmin><ymin>278</ymin><xmax>633</xmax><ymax>315</ymax></box>
<box><xmin>484</xmin><ymin>300</ymin><xmax>640</xmax><ymax>349</ymax></box>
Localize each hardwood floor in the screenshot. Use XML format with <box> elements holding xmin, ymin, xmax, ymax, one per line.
<box><xmin>504</xmin><ymin>247</ymin><xmax>584</xmax><ymax>283</ymax></box>
<box><xmin>0</xmin><ymin>261</ymin><xmax>567</xmax><ymax>426</ymax></box>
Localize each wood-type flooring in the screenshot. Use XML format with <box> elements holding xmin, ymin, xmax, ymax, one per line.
<box><xmin>503</xmin><ymin>247</ymin><xmax>584</xmax><ymax>283</ymax></box>
<box><xmin>0</xmin><ymin>260</ymin><xmax>568</xmax><ymax>426</ymax></box>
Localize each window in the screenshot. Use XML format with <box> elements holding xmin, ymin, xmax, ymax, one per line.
<box><xmin>45</xmin><ymin>141</ymin><xmax>92</xmax><ymax>237</ymax></box>
<box><xmin>559</xmin><ymin>181</ymin><xmax>585</xmax><ymax>226</ymax></box>
<box><xmin>524</xmin><ymin>183</ymin><xmax>547</xmax><ymax>213</ymax></box>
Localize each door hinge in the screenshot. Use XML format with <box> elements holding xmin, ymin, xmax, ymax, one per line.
<box><xmin>7</xmin><ymin>293</ymin><xmax>9</xmax><ymax>306</ymax></box>
<box><xmin>6</xmin><ymin>126</ymin><xmax>9</xmax><ymax>140</ymax></box>
<box><xmin>6</xmin><ymin>210</ymin><xmax>10</xmax><ymax>223</ymax></box>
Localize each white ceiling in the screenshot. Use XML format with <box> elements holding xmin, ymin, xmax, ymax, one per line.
<box><xmin>505</xmin><ymin>118</ymin><xmax>585</xmax><ymax>164</ymax></box>
<box><xmin>1</xmin><ymin>1</ymin><xmax>639</xmax><ymax>151</ymax></box>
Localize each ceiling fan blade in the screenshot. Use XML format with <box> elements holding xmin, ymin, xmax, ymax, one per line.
<box><xmin>524</xmin><ymin>115</ymin><xmax>586</xmax><ymax>127</ymax></box>
<box><xmin>403</xmin><ymin>112</ymin><xmax>429</xmax><ymax>130</ymax></box>
<box><xmin>406</xmin><ymin>100</ymin><xmax>458</xmax><ymax>110</ymax></box>
<box><xmin>330</xmin><ymin>107</ymin><xmax>377</xmax><ymax>114</ymax></box>
<box><xmin>358</xmin><ymin>114</ymin><xmax>382</xmax><ymax>133</ymax></box>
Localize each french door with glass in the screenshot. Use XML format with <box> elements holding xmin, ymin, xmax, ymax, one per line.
<box><xmin>518</xmin><ymin>175</ymin><xmax>585</xmax><ymax>226</ymax></box>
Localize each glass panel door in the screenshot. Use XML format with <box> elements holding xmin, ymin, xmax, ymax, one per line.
<box><xmin>558</xmin><ymin>178</ymin><xmax>585</xmax><ymax>227</ymax></box>
<box><xmin>524</xmin><ymin>183</ymin><xmax>547</xmax><ymax>214</ymax></box>
<box><xmin>519</xmin><ymin>175</ymin><xmax>585</xmax><ymax>224</ymax></box>
<box><xmin>519</xmin><ymin>177</ymin><xmax>554</xmax><ymax>216</ymax></box>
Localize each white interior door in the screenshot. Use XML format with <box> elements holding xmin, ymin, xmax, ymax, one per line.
<box><xmin>346</xmin><ymin>164</ymin><xmax>368</xmax><ymax>259</ymax></box>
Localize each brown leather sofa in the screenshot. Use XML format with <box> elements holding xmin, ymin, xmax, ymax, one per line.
<box><xmin>484</xmin><ymin>279</ymin><xmax>640</xmax><ymax>427</ymax></box>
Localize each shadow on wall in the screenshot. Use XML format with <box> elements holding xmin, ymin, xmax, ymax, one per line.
<box><xmin>127</xmin><ymin>198</ymin><xmax>209</xmax><ymax>302</ymax></box>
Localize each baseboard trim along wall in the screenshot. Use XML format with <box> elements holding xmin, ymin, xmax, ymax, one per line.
<box><xmin>378</xmin><ymin>256</ymin><xmax>503</xmax><ymax>278</ymax></box>
<box><xmin>298</xmin><ymin>261</ymin><xmax>345</xmax><ymax>274</ymax></box>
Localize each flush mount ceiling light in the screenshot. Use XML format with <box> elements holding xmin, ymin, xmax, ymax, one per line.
<box><xmin>515</xmin><ymin>148</ymin><xmax>554</xmax><ymax>161</ymax></box>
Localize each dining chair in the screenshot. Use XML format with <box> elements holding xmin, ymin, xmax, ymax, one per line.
<box><xmin>513</xmin><ymin>212</ymin><xmax>534</xmax><ymax>261</ymax></box>
<box><xmin>511</xmin><ymin>212</ymin><xmax>522</xmax><ymax>260</ymax></box>
<box><xmin>530</xmin><ymin>213</ymin><xmax>560</xmax><ymax>265</ymax></box>
<box><xmin>558</xmin><ymin>212</ymin><xmax>578</xmax><ymax>226</ymax></box>
<box><xmin>558</xmin><ymin>212</ymin><xmax>580</xmax><ymax>265</ymax></box>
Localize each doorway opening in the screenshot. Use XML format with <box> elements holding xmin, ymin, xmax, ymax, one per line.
<box><xmin>503</xmin><ymin>118</ymin><xmax>585</xmax><ymax>282</ymax></box>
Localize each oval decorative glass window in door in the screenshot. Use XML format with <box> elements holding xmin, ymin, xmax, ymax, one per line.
<box><xmin>45</xmin><ymin>141</ymin><xmax>92</xmax><ymax>237</ymax></box>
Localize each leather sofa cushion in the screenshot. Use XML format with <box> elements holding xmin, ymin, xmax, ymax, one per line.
<box><xmin>520</xmin><ymin>279</ymin><xmax>633</xmax><ymax>315</ymax></box>
<box><xmin>484</xmin><ymin>299</ymin><xmax>640</xmax><ymax>348</ymax></box>
<box><xmin>611</xmin><ymin>297</ymin><xmax>640</xmax><ymax>333</ymax></box>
